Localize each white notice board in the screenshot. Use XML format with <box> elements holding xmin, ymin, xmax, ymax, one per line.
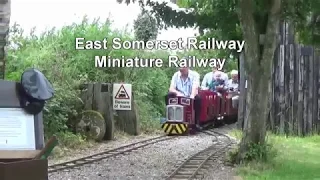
<box><xmin>113</xmin><ymin>83</ymin><xmax>132</xmax><ymax>110</ymax></box>
<box><xmin>0</xmin><ymin>108</ymin><xmax>36</xmax><ymax>150</ymax></box>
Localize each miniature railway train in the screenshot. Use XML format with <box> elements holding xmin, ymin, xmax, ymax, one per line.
<box><xmin>161</xmin><ymin>90</ymin><xmax>239</xmax><ymax>135</ymax></box>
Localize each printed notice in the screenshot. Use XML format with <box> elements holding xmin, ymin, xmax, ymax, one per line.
<box><xmin>0</xmin><ymin>108</ymin><xmax>36</xmax><ymax>150</ymax></box>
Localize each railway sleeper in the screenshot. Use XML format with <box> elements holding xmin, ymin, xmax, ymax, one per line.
<box><xmin>178</xmin><ymin>167</ymin><xmax>198</xmax><ymax>171</ymax></box>
<box><xmin>195</xmin><ymin>169</ymin><xmax>207</xmax><ymax>174</ymax></box>
<box><xmin>207</xmin><ymin>158</ymin><xmax>218</xmax><ymax>162</ymax></box>
<box><xmin>183</xmin><ymin>164</ymin><xmax>199</xmax><ymax>168</ymax></box>
<box><xmin>175</xmin><ymin>169</ymin><xmax>207</xmax><ymax>176</ymax></box>
<box><xmin>53</xmin><ymin>165</ymin><xmax>66</xmax><ymax>169</ymax></box>
<box><xmin>93</xmin><ymin>156</ymin><xmax>104</xmax><ymax>159</ymax></box>
<box><xmin>195</xmin><ymin>174</ymin><xmax>205</xmax><ymax>179</ymax></box>
<box><xmin>189</xmin><ymin>160</ymin><xmax>206</xmax><ymax>163</ymax></box>
<box><xmin>176</xmin><ymin>171</ymin><xmax>194</xmax><ymax>175</ymax></box>
<box><xmin>199</xmin><ymin>165</ymin><xmax>211</xmax><ymax>169</ymax></box>
<box><xmin>76</xmin><ymin>160</ymin><xmax>86</xmax><ymax>163</ymax></box>
<box><xmin>65</xmin><ymin>163</ymin><xmax>75</xmax><ymax>166</ymax></box>
<box><xmin>172</xmin><ymin>174</ymin><xmax>194</xmax><ymax>178</ymax></box>
<box><xmin>110</xmin><ymin>151</ymin><xmax>124</xmax><ymax>154</ymax></box>
<box><xmin>192</xmin><ymin>157</ymin><xmax>207</xmax><ymax>160</ymax></box>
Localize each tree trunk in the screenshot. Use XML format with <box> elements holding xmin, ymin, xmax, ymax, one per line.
<box><xmin>236</xmin><ymin>0</ymin><xmax>281</xmax><ymax>162</ymax></box>
<box><xmin>0</xmin><ymin>0</ymin><xmax>10</xmax><ymax>79</ymax></box>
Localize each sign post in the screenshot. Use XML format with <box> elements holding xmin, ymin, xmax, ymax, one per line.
<box><xmin>113</xmin><ymin>83</ymin><xmax>132</xmax><ymax>110</ymax></box>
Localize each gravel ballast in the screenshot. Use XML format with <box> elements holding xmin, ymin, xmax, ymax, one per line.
<box><xmin>49</xmin><ymin>125</ymin><xmax>237</xmax><ymax>180</ymax></box>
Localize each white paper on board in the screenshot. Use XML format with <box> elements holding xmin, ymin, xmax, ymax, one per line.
<box><xmin>0</xmin><ymin>108</ymin><xmax>36</xmax><ymax>150</ymax></box>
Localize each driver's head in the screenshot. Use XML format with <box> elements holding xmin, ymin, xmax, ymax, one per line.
<box><xmin>179</xmin><ymin>56</ymin><xmax>190</xmax><ymax>76</ymax></box>
<box><xmin>179</xmin><ymin>67</ymin><xmax>189</xmax><ymax>76</ymax></box>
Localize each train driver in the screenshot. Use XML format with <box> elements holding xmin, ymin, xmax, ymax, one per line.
<box><xmin>167</xmin><ymin>67</ymin><xmax>200</xmax><ymax>98</ymax></box>
<box><xmin>227</xmin><ymin>70</ymin><xmax>240</xmax><ymax>108</ymax></box>
<box><xmin>165</xmin><ymin>66</ymin><xmax>202</xmax><ymax>126</ymax></box>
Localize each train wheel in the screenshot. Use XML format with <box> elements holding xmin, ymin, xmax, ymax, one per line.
<box><xmin>196</xmin><ymin>124</ymin><xmax>203</xmax><ymax>131</ymax></box>
<box><xmin>224</xmin><ymin>117</ymin><xmax>233</xmax><ymax>124</ymax></box>
<box><xmin>214</xmin><ymin>119</ymin><xmax>225</xmax><ymax>127</ymax></box>
<box><xmin>226</xmin><ymin>115</ymin><xmax>237</xmax><ymax>124</ymax></box>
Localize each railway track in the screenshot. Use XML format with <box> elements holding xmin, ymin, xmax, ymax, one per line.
<box><xmin>48</xmin><ymin>135</ymin><xmax>175</xmax><ymax>173</ymax></box>
<box><xmin>166</xmin><ymin>130</ymin><xmax>234</xmax><ymax>180</ymax></box>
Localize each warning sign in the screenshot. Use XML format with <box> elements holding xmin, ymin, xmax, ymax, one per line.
<box><xmin>113</xmin><ymin>83</ymin><xmax>132</xmax><ymax>110</ymax></box>
<box><xmin>115</xmin><ymin>85</ymin><xmax>130</xmax><ymax>99</ymax></box>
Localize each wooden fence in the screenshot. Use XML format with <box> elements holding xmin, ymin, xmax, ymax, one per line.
<box><xmin>238</xmin><ymin>22</ymin><xmax>320</xmax><ymax>135</ymax></box>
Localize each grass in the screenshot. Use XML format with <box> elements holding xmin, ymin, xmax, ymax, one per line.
<box><xmin>140</xmin><ymin>117</ymin><xmax>163</xmax><ymax>134</ymax></box>
<box><xmin>48</xmin><ymin>132</ymin><xmax>94</xmax><ymax>159</ymax></box>
<box><xmin>230</xmin><ymin>131</ymin><xmax>320</xmax><ymax>180</ymax></box>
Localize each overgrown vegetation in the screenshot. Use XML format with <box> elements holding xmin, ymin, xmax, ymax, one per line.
<box><xmin>229</xmin><ymin>131</ymin><xmax>320</xmax><ymax>180</ymax></box>
<box><xmin>228</xmin><ymin>131</ymin><xmax>277</xmax><ymax>164</ymax></box>
<box><xmin>6</xmin><ymin>17</ymin><xmax>235</xmax><ymax>152</ymax></box>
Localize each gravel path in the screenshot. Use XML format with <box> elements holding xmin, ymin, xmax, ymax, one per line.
<box><xmin>49</xmin><ymin>124</ymin><xmax>238</xmax><ymax>180</ymax></box>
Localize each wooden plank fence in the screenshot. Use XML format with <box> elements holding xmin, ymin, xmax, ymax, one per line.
<box><xmin>238</xmin><ymin>22</ymin><xmax>320</xmax><ymax>135</ymax></box>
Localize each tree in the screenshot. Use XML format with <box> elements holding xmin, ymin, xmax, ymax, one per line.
<box><xmin>298</xmin><ymin>10</ymin><xmax>320</xmax><ymax>45</ymax></box>
<box><xmin>0</xmin><ymin>0</ymin><xmax>11</xmax><ymax>79</ymax></box>
<box><xmin>134</xmin><ymin>10</ymin><xmax>158</xmax><ymax>42</ymax></box>
<box><xmin>117</xmin><ymin>0</ymin><xmax>318</xmax><ymax>162</ymax></box>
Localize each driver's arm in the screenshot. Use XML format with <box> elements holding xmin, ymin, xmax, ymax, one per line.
<box><xmin>169</xmin><ymin>72</ymin><xmax>180</xmax><ymax>94</ymax></box>
<box><xmin>190</xmin><ymin>74</ymin><xmax>199</xmax><ymax>98</ymax></box>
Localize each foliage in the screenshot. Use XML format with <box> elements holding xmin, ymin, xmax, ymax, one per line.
<box><xmin>7</xmin><ymin>15</ymin><xmax>236</xmax><ymax>148</ymax></box>
<box><xmin>229</xmin><ymin>142</ymin><xmax>276</xmax><ymax>164</ymax></box>
<box><xmin>134</xmin><ymin>10</ymin><xmax>159</xmax><ymax>42</ymax></box>
<box><xmin>117</xmin><ymin>0</ymin><xmax>320</xmax><ymax>48</ymax></box>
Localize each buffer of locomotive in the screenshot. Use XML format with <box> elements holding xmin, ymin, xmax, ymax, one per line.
<box><xmin>161</xmin><ymin>122</ymin><xmax>188</xmax><ymax>135</ymax></box>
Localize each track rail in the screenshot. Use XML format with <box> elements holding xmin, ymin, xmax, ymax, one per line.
<box><xmin>166</xmin><ymin>130</ymin><xmax>234</xmax><ymax>180</ymax></box>
<box><xmin>48</xmin><ymin>135</ymin><xmax>175</xmax><ymax>173</ymax></box>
